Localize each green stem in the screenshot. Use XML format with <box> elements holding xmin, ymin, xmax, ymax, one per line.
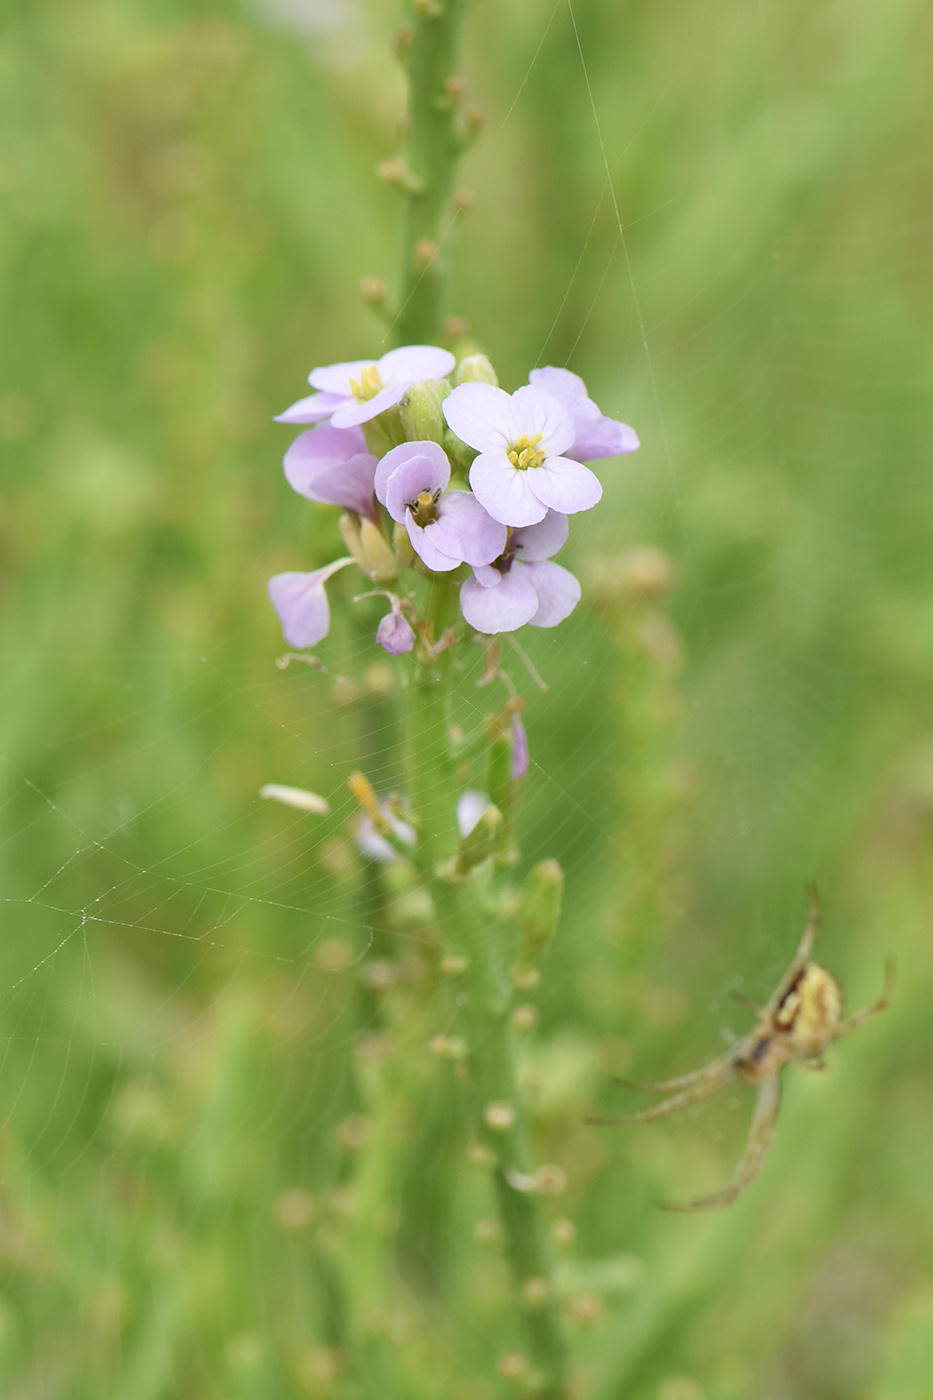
<box><xmin>450</xmin><ymin>871</ymin><xmax>568</xmax><ymax>1397</ymax></box>
<box><xmin>403</xmin><ymin>577</ymin><xmax>459</xmax><ymax>873</ymax></box>
<box><xmin>395</xmin><ymin>0</ymin><xmax>470</xmax><ymax>345</ymax></box>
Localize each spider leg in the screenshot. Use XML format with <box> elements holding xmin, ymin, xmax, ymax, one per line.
<box><xmin>588</xmin><ymin>1060</ymin><xmax>736</xmax><ymax>1126</ymax></box>
<box><xmin>659</xmin><ymin>1073</ymin><xmax>781</xmax><ymax>1212</ymax></box>
<box><xmin>765</xmin><ymin>883</ymin><xmax>821</xmax><ymax>1016</ymax></box>
<box><xmin>614</xmin><ymin>1046</ymin><xmax>739</xmax><ymax>1095</ymax></box>
<box><xmin>729</xmin><ymin>990</ymin><xmax>763</xmax><ymax>1017</ymax></box>
<box><xmin>838</xmin><ymin>957</ymin><xmax>895</xmax><ymax>1036</ymax></box>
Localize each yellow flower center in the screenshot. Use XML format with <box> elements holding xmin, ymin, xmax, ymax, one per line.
<box><xmin>507</xmin><ymin>432</ymin><xmax>545</xmax><ymax>471</ymax></box>
<box><xmin>348</xmin><ymin>364</ymin><xmax>384</xmax><ymax>403</ymax></box>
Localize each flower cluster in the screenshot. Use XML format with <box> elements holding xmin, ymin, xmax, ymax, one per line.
<box><xmin>268</xmin><ymin>345</ymin><xmax>639</xmax><ymax>653</ymax></box>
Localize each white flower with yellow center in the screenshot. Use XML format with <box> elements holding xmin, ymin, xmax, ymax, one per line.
<box><xmin>443</xmin><ymin>382</ymin><xmax>603</xmax><ymax>527</ymax></box>
<box><xmin>275</xmin><ymin>345</ymin><xmax>455</xmax><ymax>429</ymax></box>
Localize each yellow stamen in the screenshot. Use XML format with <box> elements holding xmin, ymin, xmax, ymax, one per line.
<box><xmin>348</xmin><ymin>364</ymin><xmax>384</xmax><ymax>403</ymax></box>
<box><xmin>506</xmin><ymin>432</ymin><xmax>545</xmax><ymax>471</ymax></box>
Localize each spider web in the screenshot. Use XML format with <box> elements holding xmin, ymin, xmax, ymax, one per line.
<box><xmin>0</xmin><ymin>0</ymin><xmax>927</xmax><ymax>1394</ymax></box>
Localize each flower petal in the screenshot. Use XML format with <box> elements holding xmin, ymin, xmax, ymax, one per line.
<box><xmin>511</xmin><ymin>510</ymin><xmax>569</xmax><ymax>562</ymax></box>
<box><xmin>302</xmin><ymin>454</ymin><xmax>379</xmax><ymax>520</ymax></box>
<box><xmin>376</xmin><ymin>442</ymin><xmax>450</xmax><ymax>521</ymax></box>
<box><xmin>309</xmin><ymin>360</ymin><xmax>373</xmax><ymax>395</ymax></box>
<box><xmin>522</xmin><ymin>561</ymin><xmax>581</xmax><ymax>628</ymax></box>
<box><xmin>528</xmin><ymin>457</ymin><xmax>602</xmax><ymax>515</ymax></box>
<box><xmin>406</xmin><ymin>514</ymin><xmax>461</xmax><ymax>572</ymax></box>
<box><xmin>378</xmin><ymin>344</ymin><xmax>455</xmax><ymax>385</ymax></box>
<box><xmin>443</xmin><ymin>383</ymin><xmax>518</xmax><ymax>453</ymax></box>
<box><xmin>330</xmin><ymin>381</ymin><xmax>407</xmax><ymax>428</ymax></box>
<box><xmin>510</xmin><ymin>384</ymin><xmax>576</xmax><ymax>457</ymax></box>
<box><xmin>528</xmin><ymin>365</ymin><xmax>589</xmax><ymax>407</ymax></box>
<box><xmin>284</xmin><ymin>429</ymin><xmax>377</xmax><ymax>518</ymax></box>
<box><xmin>469</xmin><ymin>452</ymin><xmax>548</xmax><ymax>527</ymax></box>
<box><xmin>267</xmin><ymin>558</ymin><xmax>354</xmax><ymax>649</ymax></box>
<box><xmin>566</xmin><ymin>415</ymin><xmax>640</xmax><ymax>462</ymax></box>
<box><xmin>528</xmin><ymin>366</ymin><xmax>639</xmax><ymax>461</ymax></box>
<box><xmin>457</xmin><ymin>789</ymin><xmax>490</xmax><ymax>838</ymax></box>
<box><xmin>274</xmin><ymin>392</ymin><xmax>346</xmax><ymax>424</ymax></box>
<box><xmin>460</xmin><ymin>569</ymin><xmax>539</xmax><ymax>634</ymax></box>
<box><xmin>511</xmin><ymin>715</ymin><xmax>529</xmax><ymax>778</ymax></box>
<box><xmin>434</xmin><ymin>489</ymin><xmax>507</xmax><ymax>567</ymax></box>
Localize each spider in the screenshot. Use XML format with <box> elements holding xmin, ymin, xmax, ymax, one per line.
<box><xmin>588</xmin><ymin>885</ymin><xmax>893</xmax><ymax>1211</ymax></box>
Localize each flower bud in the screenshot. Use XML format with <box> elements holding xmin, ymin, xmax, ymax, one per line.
<box><xmin>441</xmin><ymin>803</ymin><xmax>502</xmax><ymax>882</ymax></box>
<box><xmin>443</xmin><ymin>428</ymin><xmax>477</xmax><ymax>474</ymax></box>
<box><xmin>454</xmin><ymin>353</ymin><xmax>498</xmax><ymax>387</ymax></box>
<box><xmin>360</xmin><ymin>519</ymin><xmax>398</xmax><ymax>583</ymax></box>
<box><xmin>399</xmin><ymin>379</ymin><xmax>449</xmax><ymax>445</ymax></box>
<box><xmin>392</xmin><ymin>521</ymin><xmax>418</xmax><ymax>571</ymax></box>
<box><xmin>339</xmin><ymin>512</ymin><xmax>370</xmax><ymax>575</ymax></box>
<box><xmin>360</xmin><ymin>275</ymin><xmax>388</xmax><ymax>306</ymax></box>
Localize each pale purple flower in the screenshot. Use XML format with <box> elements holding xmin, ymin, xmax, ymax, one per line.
<box><xmin>375</xmin><ymin>441</ymin><xmax>506</xmax><ymax>572</ymax></box>
<box><xmin>357</xmin><ymin>803</ymin><xmax>416</xmax><ymax>862</ymax></box>
<box><xmin>267</xmin><ymin>556</ymin><xmax>355</xmax><ymax>649</ymax></box>
<box><xmin>511</xmin><ymin>715</ymin><xmax>529</xmax><ymax>779</ymax></box>
<box><xmin>459</xmin><ymin>511</ymin><xmax>581</xmax><ymax>635</ymax></box>
<box><xmin>283</xmin><ymin>424</ymin><xmax>378</xmax><ymax>520</ymax></box>
<box><xmin>443</xmin><ymin>383</ymin><xmax>602</xmax><ymax>528</ymax></box>
<box><xmin>274</xmin><ymin>345</ymin><xmax>455</xmax><ymax>429</ymax></box>
<box><xmin>375</xmin><ymin>597</ymin><xmax>415</xmax><ymax>655</ymax></box>
<box><xmin>528</xmin><ymin>366</ymin><xmax>640</xmax><ymax>462</ymax></box>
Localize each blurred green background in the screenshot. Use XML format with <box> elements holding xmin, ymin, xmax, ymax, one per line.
<box><xmin>1</xmin><ymin>0</ymin><xmax>932</xmax><ymax>1396</ymax></box>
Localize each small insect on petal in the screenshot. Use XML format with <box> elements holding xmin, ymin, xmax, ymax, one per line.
<box><xmin>260</xmin><ymin>784</ymin><xmax>330</xmax><ymax>815</ymax></box>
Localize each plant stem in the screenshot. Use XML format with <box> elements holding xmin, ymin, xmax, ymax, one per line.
<box><xmin>394</xmin><ymin>0</ymin><xmax>469</xmax><ymax>345</ymax></box>
<box><xmin>403</xmin><ymin>577</ymin><xmax>459</xmax><ymax>873</ymax></box>
<box><xmin>452</xmin><ymin>871</ymin><xmax>568</xmax><ymax>1397</ymax></box>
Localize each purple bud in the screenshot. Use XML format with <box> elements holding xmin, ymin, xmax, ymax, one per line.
<box><xmin>376</xmin><ymin>602</ymin><xmax>415</xmax><ymax>654</ymax></box>
<box><xmin>511</xmin><ymin>715</ymin><xmax>529</xmax><ymax>779</ymax></box>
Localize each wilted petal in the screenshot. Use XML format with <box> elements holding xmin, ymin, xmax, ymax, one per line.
<box><xmin>511</xmin><ymin>716</ymin><xmax>529</xmax><ymax>779</ymax></box>
<box><xmin>377</xmin><ymin>442</ymin><xmax>450</xmax><ymax>520</ymax></box>
<box><xmin>376</xmin><ymin>607</ymin><xmax>415</xmax><ymax>654</ymax></box>
<box><xmin>274</xmin><ymin>391</ymin><xmax>346</xmax><ymax>424</ymax></box>
<box><xmin>267</xmin><ymin>557</ymin><xmax>354</xmax><ymax>649</ymax></box>
<box><xmin>509</xmin><ymin>384</ymin><xmax>576</xmax><ymax>456</ymax></box>
<box><xmin>460</xmin><ymin>569</ymin><xmax>539</xmax><ymax>633</ymax></box>
<box><xmin>511</xmin><ymin>510</ymin><xmax>569</xmax><ymax>562</ymax></box>
<box><xmin>444</xmin><ymin>383</ymin><xmax>518</xmax><ymax>452</ymax></box>
<box><xmin>259</xmin><ymin>784</ymin><xmax>330</xmax><ymax>815</ymax></box>
<box><xmin>470</xmin><ymin>452</ymin><xmax>548</xmax><ymax>527</ymax></box>
<box><xmin>432</xmin><ymin>489</ymin><xmax>507</xmax><ymax>567</ymax></box>
<box><xmin>523</xmin><ymin>560</ymin><xmax>581</xmax><ymax>628</ymax></box>
<box><xmin>457</xmin><ymin>789</ymin><xmax>490</xmax><ymax>838</ymax></box>
<box><xmin>379</xmin><ymin>344</ymin><xmax>455</xmax><ymax>385</ymax></box>
<box><xmin>529</xmin><ymin>457</ymin><xmax>602</xmax><ymax>515</ymax></box>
